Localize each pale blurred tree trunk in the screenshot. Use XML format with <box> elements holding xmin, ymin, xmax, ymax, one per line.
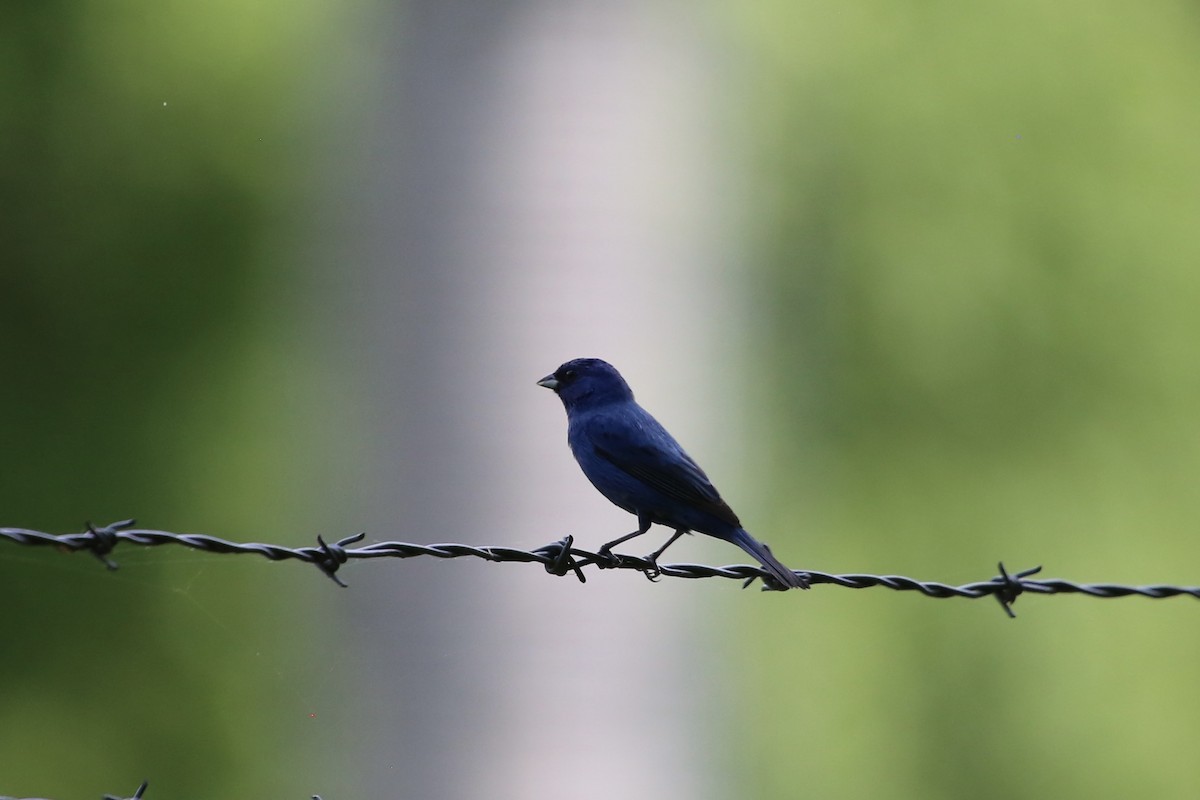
<box><xmin>329</xmin><ymin>1</ymin><xmax>743</xmax><ymax>798</ymax></box>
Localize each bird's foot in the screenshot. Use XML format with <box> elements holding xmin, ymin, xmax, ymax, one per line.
<box><xmin>637</xmin><ymin>556</ymin><xmax>663</xmax><ymax>583</ymax></box>
<box><xmin>595</xmin><ymin>546</ymin><xmax>622</xmax><ymax>569</ymax></box>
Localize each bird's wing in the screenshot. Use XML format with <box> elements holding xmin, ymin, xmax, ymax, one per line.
<box><xmin>589</xmin><ymin>412</ymin><xmax>741</xmax><ymax>528</ymax></box>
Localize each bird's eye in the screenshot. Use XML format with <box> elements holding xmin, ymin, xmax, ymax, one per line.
<box><xmin>561</xmin><ymin>369</ymin><xmax>577</xmax><ymax>381</ymax></box>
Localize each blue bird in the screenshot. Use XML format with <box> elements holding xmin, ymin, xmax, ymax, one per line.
<box><xmin>538</xmin><ymin>358</ymin><xmax>808</xmax><ymax>590</ymax></box>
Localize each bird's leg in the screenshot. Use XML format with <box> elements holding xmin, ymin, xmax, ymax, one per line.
<box><xmin>645</xmin><ymin>529</ymin><xmax>687</xmax><ymax>565</ymax></box>
<box><xmin>633</xmin><ymin>529</ymin><xmax>687</xmax><ymax>582</ymax></box>
<box><xmin>597</xmin><ymin>515</ymin><xmax>652</xmax><ymax>567</ymax></box>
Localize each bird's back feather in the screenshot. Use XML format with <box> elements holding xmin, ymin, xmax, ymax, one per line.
<box><xmin>569</xmin><ymin>403</ymin><xmax>741</xmax><ymax>534</ymax></box>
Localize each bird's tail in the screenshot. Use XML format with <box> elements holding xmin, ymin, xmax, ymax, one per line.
<box><xmin>730</xmin><ymin>529</ymin><xmax>808</xmax><ymax>590</ymax></box>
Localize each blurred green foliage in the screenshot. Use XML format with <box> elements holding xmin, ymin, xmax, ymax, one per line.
<box><xmin>730</xmin><ymin>0</ymin><xmax>1200</xmax><ymax>797</ymax></box>
<box><xmin>0</xmin><ymin>1</ymin><xmax>343</xmax><ymax>796</ymax></box>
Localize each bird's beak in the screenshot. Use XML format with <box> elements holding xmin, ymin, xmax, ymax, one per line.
<box><xmin>536</xmin><ymin>374</ymin><xmax>559</xmax><ymax>391</ymax></box>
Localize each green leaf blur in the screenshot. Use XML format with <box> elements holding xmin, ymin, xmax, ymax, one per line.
<box><xmin>731</xmin><ymin>1</ymin><xmax>1200</xmax><ymax>797</ymax></box>
<box><xmin>0</xmin><ymin>1</ymin><xmax>345</xmax><ymax>797</ymax></box>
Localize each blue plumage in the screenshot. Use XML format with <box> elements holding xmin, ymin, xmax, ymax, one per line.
<box><xmin>538</xmin><ymin>358</ymin><xmax>807</xmax><ymax>590</ymax></box>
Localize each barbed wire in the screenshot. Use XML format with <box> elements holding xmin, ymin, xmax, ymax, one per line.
<box><xmin>3</xmin><ymin>519</ymin><xmax>1198</xmax><ymax>618</ymax></box>
<box><xmin>0</xmin><ymin>779</ymin><xmax>148</xmax><ymax>800</ymax></box>
<box><xmin>0</xmin><ymin>784</ymin><xmax>323</xmax><ymax>800</ymax></box>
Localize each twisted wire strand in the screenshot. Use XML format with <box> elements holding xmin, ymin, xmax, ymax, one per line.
<box><xmin>4</xmin><ymin>526</ymin><xmax>1194</xmax><ymax>800</ymax></box>
<box><xmin>3</xmin><ymin>520</ymin><xmax>1198</xmax><ymax>618</ymax></box>
<box><xmin>0</xmin><ymin>778</ymin><xmax>148</xmax><ymax>800</ymax></box>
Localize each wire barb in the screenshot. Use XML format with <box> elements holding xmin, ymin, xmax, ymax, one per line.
<box><xmin>102</xmin><ymin>781</ymin><xmax>148</xmax><ymax>800</ymax></box>
<box><xmin>538</xmin><ymin>535</ymin><xmax>587</xmax><ymax>583</ymax></box>
<box><xmin>992</xmin><ymin>562</ymin><xmax>1043</xmax><ymax>618</ymax></box>
<box><xmin>2</xmin><ymin>520</ymin><xmax>1199</xmax><ymax>615</ymax></box>
<box><xmin>84</xmin><ymin>518</ymin><xmax>135</xmax><ymax>571</ymax></box>
<box><xmin>311</xmin><ymin>532</ymin><xmax>365</xmax><ymax>587</ymax></box>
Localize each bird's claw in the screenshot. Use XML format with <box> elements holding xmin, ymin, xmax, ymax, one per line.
<box><xmin>635</xmin><ymin>552</ymin><xmax>664</xmax><ymax>582</ymax></box>
<box><xmin>593</xmin><ymin>547</ymin><xmax>661</xmax><ymax>581</ymax></box>
<box><xmin>595</xmin><ymin>547</ymin><xmax>622</xmax><ymax>569</ymax></box>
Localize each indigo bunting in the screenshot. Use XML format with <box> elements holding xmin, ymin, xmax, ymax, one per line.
<box><xmin>538</xmin><ymin>358</ymin><xmax>808</xmax><ymax>590</ymax></box>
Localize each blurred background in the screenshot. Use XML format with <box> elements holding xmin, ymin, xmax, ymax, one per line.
<box><xmin>3</xmin><ymin>0</ymin><xmax>1200</xmax><ymax>797</ymax></box>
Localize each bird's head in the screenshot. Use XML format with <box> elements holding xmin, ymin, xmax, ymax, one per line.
<box><xmin>537</xmin><ymin>358</ymin><xmax>634</xmax><ymax>411</ymax></box>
